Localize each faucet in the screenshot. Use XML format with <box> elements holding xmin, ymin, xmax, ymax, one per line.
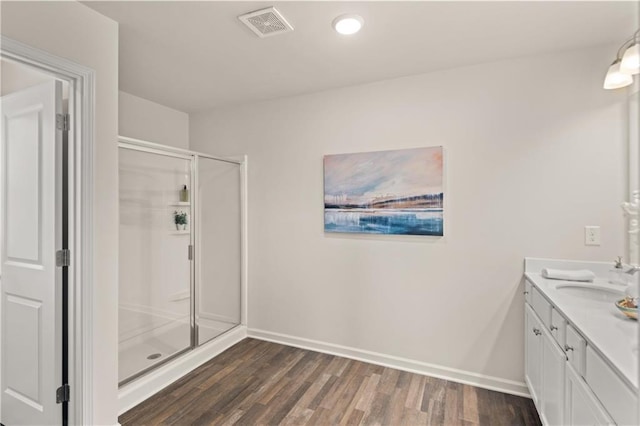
<box><xmin>625</xmin><ymin>265</ymin><xmax>640</xmax><ymax>275</ymax></box>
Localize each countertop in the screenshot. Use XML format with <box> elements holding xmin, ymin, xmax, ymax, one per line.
<box><xmin>524</xmin><ymin>258</ymin><xmax>638</xmax><ymax>390</ymax></box>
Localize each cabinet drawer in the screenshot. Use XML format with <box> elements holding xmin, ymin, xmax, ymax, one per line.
<box><xmin>586</xmin><ymin>346</ymin><xmax>638</xmax><ymax>426</ymax></box>
<box><xmin>531</xmin><ymin>286</ymin><xmax>552</xmax><ymax>329</ymax></box>
<box><xmin>550</xmin><ymin>307</ymin><xmax>566</xmax><ymax>348</ymax></box>
<box><xmin>524</xmin><ymin>280</ymin><xmax>532</xmax><ymax>304</ymax></box>
<box><xmin>565</xmin><ymin>324</ymin><xmax>586</xmax><ymax>377</ymax></box>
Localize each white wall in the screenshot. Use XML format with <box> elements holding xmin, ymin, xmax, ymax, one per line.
<box><xmin>0</xmin><ymin>59</ymin><xmax>55</xmax><ymax>96</ymax></box>
<box><xmin>190</xmin><ymin>45</ymin><xmax>628</xmax><ymax>390</ymax></box>
<box><xmin>1</xmin><ymin>2</ymin><xmax>119</xmax><ymax>425</ymax></box>
<box><xmin>119</xmin><ymin>91</ymin><xmax>189</xmax><ymax>149</ymax></box>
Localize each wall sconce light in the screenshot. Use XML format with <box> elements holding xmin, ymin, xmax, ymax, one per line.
<box><xmin>604</xmin><ymin>29</ymin><xmax>640</xmax><ymax>90</ymax></box>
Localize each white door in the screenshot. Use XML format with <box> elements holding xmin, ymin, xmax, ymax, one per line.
<box><xmin>541</xmin><ymin>328</ymin><xmax>565</xmax><ymax>425</ymax></box>
<box><xmin>525</xmin><ymin>304</ymin><xmax>542</xmax><ymax>408</ymax></box>
<box><xmin>0</xmin><ymin>80</ymin><xmax>63</xmax><ymax>425</ymax></box>
<box><xmin>565</xmin><ymin>363</ymin><xmax>614</xmax><ymax>425</ymax></box>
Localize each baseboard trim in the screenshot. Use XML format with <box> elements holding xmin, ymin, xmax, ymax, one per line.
<box><xmin>248</xmin><ymin>328</ymin><xmax>530</xmax><ymax>398</ymax></box>
<box><xmin>118</xmin><ymin>325</ymin><xmax>247</xmax><ymax>415</ymax></box>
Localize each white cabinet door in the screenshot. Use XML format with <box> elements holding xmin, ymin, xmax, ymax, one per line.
<box><xmin>565</xmin><ymin>362</ymin><xmax>614</xmax><ymax>426</ymax></box>
<box><xmin>525</xmin><ymin>304</ymin><xmax>543</xmax><ymax>408</ymax></box>
<box><xmin>541</xmin><ymin>327</ymin><xmax>566</xmax><ymax>426</ymax></box>
<box><xmin>585</xmin><ymin>346</ymin><xmax>638</xmax><ymax>426</ymax></box>
<box><xmin>0</xmin><ymin>81</ymin><xmax>63</xmax><ymax>425</ymax></box>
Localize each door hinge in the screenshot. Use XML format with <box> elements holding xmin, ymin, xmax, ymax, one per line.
<box><xmin>56</xmin><ymin>384</ymin><xmax>70</xmax><ymax>404</ymax></box>
<box><xmin>56</xmin><ymin>249</ymin><xmax>71</xmax><ymax>267</ymax></box>
<box><xmin>56</xmin><ymin>113</ymin><xmax>70</xmax><ymax>132</ymax></box>
<box><xmin>188</xmin><ymin>244</ymin><xmax>193</xmax><ymax>260</ymax></box>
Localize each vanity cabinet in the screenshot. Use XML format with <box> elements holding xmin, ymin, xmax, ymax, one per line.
<box><xmin>524</xmin><ymin>278</ymin><xmax>635</xmax><ymax>425</ymax></box>
<box><xmin>550</xmin><ymin>308</ymin><xmax>566</xmax><ymax>348</ymax></box>
<box><xmin>566</xmin><ymin>324</ymin><xmax>586</xmax><ymax>376</ymax></box>
<box><xmin>586</xmin><ymin>346</ymin><xmax>636</xmax><ymax>425</ymax></box>
<box><xmin>525</xmin><ymin>304</ymin><xmax>543</xmax><ymax>406</ymax></box>
<box><xmin>525</xmin><ymin>304</ymin><xmax>566</xmax><ymax>425</ymax></box>
<box><xmin>565</xmin><ymin>362</ymin><xmax>613</xmax><ymax>425</ymax></box>
<box><xmin>541</xmin><ymin>324</ymin><xmax>566</xmax><ymax>426</ymax></box>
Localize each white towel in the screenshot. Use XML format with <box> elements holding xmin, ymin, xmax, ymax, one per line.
<box><xmin>541</xmin><ymin>268</ymin><xmax>595</xmax><ymax>282</ymax></box>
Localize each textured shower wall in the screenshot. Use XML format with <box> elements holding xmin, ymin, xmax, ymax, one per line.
<box><xmin>118</xmin><ymin>148</ymin><xmax>192</xmax><ymax>339</ymax></box>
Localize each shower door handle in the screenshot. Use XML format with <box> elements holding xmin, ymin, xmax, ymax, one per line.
<box><xmin>188</xmin><ymin>245</ymin><xmax>193</xmax><ymax>260</ymax></box>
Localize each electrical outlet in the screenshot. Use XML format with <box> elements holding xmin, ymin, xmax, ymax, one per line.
<box><xmin>585</xmin><ymin>226</ymin><xmax>601</xmax><ymax>246</ymax></box>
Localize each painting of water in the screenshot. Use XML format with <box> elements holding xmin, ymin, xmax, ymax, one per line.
<box><xmin>324</xmin><ymin>147</ymin><xmax>444</xmax><ymax>236</ymax></box>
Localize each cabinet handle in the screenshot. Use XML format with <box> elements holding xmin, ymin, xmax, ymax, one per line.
<box><xmin>550</xmin><ymin>325</ymin><xmax>558</xmax><ymax>331</ymax></box>
<box><xmin>533</xmin><ymin>328</ymin><xmax>541</xmax><ymax>336</ymax></box>
<box><xmin>564</xmin><ymin>344</ymin><xmax>574</xmax><ymax>352</ymax></box>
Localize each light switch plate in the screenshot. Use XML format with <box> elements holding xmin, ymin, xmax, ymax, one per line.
<box><xmin>585</xmin><ymin>226</ymin><xmax>600</xmax><ymax>246</ymax></box>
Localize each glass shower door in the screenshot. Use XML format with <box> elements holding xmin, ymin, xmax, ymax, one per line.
<box><xmin>196</xmin><ymin>156</ymin><xmax>241</xmax><ymax>345</ymax></box>
<box><xmin>118</xmin><ymin>146</ymin><xmax>193</xmax><ymax>384</ymax></box>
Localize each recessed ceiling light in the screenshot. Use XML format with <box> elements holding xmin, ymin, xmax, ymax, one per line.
<box><xmin>333</xmin><ymin>14</ymin><xmax>364</xmax><ymax>35</ymax></box>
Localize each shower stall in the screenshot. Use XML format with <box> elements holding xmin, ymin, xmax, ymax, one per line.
<box><xmin>118</xmin><ymin>138</ymin><xmax>242</xmax><ymax>385</ymax></box>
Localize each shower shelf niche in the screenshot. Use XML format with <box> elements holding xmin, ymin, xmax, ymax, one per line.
<box><xmin>169</xmin><ymin>202</ymin><xmax>190</xmax><ymax>207</ymax></box>
<box><xmin>170</xmin><ymin>230</ymin><xmax>190</xmax><ymax>235</ymax></box>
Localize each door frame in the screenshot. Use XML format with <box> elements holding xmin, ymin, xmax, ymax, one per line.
<box><xmin>1</xmin><ymin>36</ymin><xmax>95</xmax><ymax>425</ymax></box>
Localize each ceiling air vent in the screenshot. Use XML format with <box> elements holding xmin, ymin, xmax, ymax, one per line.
<box><xmin>238</xmin><ymin>7</ymin><xmax>294</xmax><ymax>38</ymax></box>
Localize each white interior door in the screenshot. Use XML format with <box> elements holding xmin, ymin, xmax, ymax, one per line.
<box><xmin>0</xmin><ymin>80</ymin><xmax>63</xmax><ymax>425</ymax></box>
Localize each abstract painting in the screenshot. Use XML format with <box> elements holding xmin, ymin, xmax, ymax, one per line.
<box><xmin>324</xmin><ymin>146</ymin><xmax>444</xmax><ymax>236</ymax></box>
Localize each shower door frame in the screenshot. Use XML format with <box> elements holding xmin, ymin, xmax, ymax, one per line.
<box><xmin>193</xmin><ymin>153</ymin><xmax>243</xmax><ymax>346</ymax></box>
<box><xmin>117</xmin><ymin>141</ymin><xmax>197</xmax><ymax>386</ymax></box>
<box><xmin>117</xmin><ymin>136</ymin><xmax>246</xmax><ymax>386</ymax></box>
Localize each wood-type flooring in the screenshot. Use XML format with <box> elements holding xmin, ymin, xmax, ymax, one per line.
<box><xmin>119</xmin><ymin>338</ymin><xmax>541</xmax><ymax>426</ymax></box>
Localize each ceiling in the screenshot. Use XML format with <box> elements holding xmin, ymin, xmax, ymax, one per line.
<box><xmin>84</xmin><ymin>1</ymin><xmax>638</xmax><ymax>113</ymax></box>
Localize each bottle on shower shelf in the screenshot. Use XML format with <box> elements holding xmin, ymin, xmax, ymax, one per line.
<box><xmin>180</xmin><ymin>185</ymin><xmax>189</xmax><ymax>202</ymax></box>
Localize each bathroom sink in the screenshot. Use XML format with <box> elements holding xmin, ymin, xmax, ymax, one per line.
<box><xmin>555</xmin><ymin>283</ymin><xmax>624</xmax><ymax>302</ymax></box>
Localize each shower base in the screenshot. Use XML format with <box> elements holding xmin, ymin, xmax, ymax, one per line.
<box><xmin>119</xmin><ymin>307</ymin><xmax>239</xmax><ymax>384</ymax></box>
